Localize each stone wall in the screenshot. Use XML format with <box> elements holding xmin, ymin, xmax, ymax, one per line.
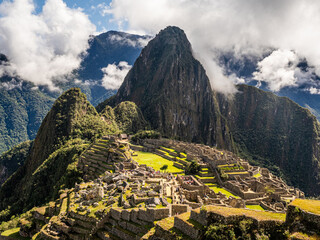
<box><xmin>171</xmin><ymin>204</ymin><xmax>190</xmax><ymax>215</ymax></box>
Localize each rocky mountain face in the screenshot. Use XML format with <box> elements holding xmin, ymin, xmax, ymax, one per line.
<box><xmin>75</xmin><ymin>31</ymin><xmax>150</xmax><ymax>105</ymax></box>
<box><xmin>100</xmin><ymin>26</ymin><xmax>320</xmax><ymax>196</ymax></box>
<box><xmin>218</xmin><ymin>85</ymin><xmax>320</xmax><ymax>195</ymax></box>
<box><xmin>100</xmin><ymin>26</ymin><xmax>234</xmax><ymax>149</ymax></box>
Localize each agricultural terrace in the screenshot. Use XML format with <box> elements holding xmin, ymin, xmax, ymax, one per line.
<box><xmin>132</xmin><ymin>151</ymin><xmax>183</xmax><ymax>173</ymax></box>
<box><xmin>246</xmin><ymin>205</ymin><xmax>265</xmax><ymax>211</ymax></box>
<box><xmin>203</xmin><ymin>205</ymin><xmax>286</xmax><ymax>222</ymax></box>
<box><xmin>290</xmin><ymin>199</ymin><xmax>320</xmax><ymax>214</ymax></box>
<box><xmin>206</xmin><ymin>184</ymin><xmax>239</xmax><ymax>198</ymax></box>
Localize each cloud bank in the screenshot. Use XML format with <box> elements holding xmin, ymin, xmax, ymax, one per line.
<box><xmin>107</xmin><ymin>0</ymin><xmax>320</xmax><ymax>94</ymax></box>
<box><xmin>0</xmin><ymin>0</ymin><xmax>95</xmax><ymax>90</ymax></box>
<box><xmin>101</xmin><ymin>61</ymin><xmax>131</xmax><ymax>90</ymax></box>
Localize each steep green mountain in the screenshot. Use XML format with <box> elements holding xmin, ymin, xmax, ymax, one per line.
<box><xmin>0</xmin><ymin>140</ymin><xmax>32</xmax><ymax>185</ymax></box>
<box><xmin>113</xmin><ymin>101</ymin><xmax>148</xmax><ymax>133</ymax></box>
<box><xmin>218</xmin><ymin>84</ymin><xmax>320</xmax><ymax>195</ymax></box>
<box><xmin>99</xmin><ymin>26</ymin><xmax>320</xmax><ymax>196</ymax></box>
<box><xmin>0</xmin><ymin>88</ymin><xmax>115</xmax><ymax>219</ymax></box>
<box><xmin>99</xmin><ymin>26</ymin><xmax>234</xmax><ymax>149</ymax></box>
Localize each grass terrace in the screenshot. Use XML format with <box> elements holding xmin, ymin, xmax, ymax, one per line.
<box><xmin>253</xmin><ymin>172</ymin><xmax>262</xmax><ymax>178</ymax></box>
<box><xmin>206</xmin><ymin>184</ymin><xmax>239</xmax><ymax>198</ymax></box>
<box><xmin>132</xmin><ymin>151</ymin><xmax>183</xmax><ymax>173</ymax></box>
<box><xmin>290</xmin><ymin>199</ymin><xmax>320</xmax><ymax>215</ymax></box>
<box><xmin>204</xmin><ymin>205</ymin><xmax>286</xmax><ymax>222</ymax></box>
<box><xmin>246</xmin><ymin>205</ymin><xmax>265</xmax><ymax>211</ymax></box>
<box><xmin>160</xmin><ymin>146</ymin><xmax>177</xmax><ymax>153</ymax></box>
<box><xmin>1</xmin><ymin>228</ymin><xmax>30</xmax><ymax>240</ymax></box>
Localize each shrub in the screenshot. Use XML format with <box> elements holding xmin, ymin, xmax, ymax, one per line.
<box><xmin>131</xmin><ymin>130</ymin><xmax>161</xmax><ymax>142</ymax></box>
<box><xmin>185</xmin><ymin>161</ymin><xmax>200</xmax><ymax>175</ymax></box>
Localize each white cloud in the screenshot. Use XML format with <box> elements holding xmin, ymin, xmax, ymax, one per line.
<box><xmin>108</xmin><ymin>34</ymin><xmax>151</xmax><ymax>48</ymax></box>
<box><xmin>101</xmin><ymin>61</ymin><xmax>131</xmax><ymax>90</ymax></box>
<box><xmin>308</xmin><ymin>87</ymin><xmax>320</xmax><ymax>95</ymax></box>
<box><xmin>0</xmin><ymin>78</ymin><xmax>22</xmax><ymax>90</ymax></box>
<box><xmin>253</xmin><ymin>49</ymin><xmax>300</xmax><ymax>92</ymax></box>
<box><xmin>0</xmin><ymin>0</ymin><xmax>95</xmax><ymax>90</ymax></box>
<box><xmin>107</xmin><ymin>0</ymin><xmax>320</xmax><ymax>94</ymax></box>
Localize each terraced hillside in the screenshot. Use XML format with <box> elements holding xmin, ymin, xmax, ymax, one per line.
<box><xmin>78</xmin><ymin>136</ymin><xmax>132</xmax><ymax>179</ymax></box>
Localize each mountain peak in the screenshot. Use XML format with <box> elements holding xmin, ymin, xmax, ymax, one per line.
<box><xmin>99</xmin><ymin>26</ymin><xmax>232</xmax><ymax>147</ymax></box>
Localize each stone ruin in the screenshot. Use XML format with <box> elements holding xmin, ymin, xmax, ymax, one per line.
<box><xmin>136</xmin><ymin>138</ymin><xmax>305</xmax><ymax>212</ymax></box>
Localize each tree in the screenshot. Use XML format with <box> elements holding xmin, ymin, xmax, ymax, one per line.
<box><xmin>185</xmin><ymin>161</ymin><xmax>200</xmax><ymax>175</ymax></box>
<box><xmin>160</xmin><ymin>164</ymin><xmax>168</xmax><ymax>172</ymax></box>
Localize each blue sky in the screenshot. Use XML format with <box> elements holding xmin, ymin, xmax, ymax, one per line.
<box><xmin>33</xmin><ymin>0</ymin><xmax>121</xmax><ymax>32</ymax></box>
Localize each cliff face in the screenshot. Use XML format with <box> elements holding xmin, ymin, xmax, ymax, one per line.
<box><xmin>219</xmin><ymin>85</ymin><xmax>320</xmax><ymax>195</ymax></box>
<box><xmin>99</xmin><ymin>26</ymin><xmax>233</xmax><ymax>148</ymax></box>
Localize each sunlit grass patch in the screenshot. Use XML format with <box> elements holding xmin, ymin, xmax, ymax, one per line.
<box><xmin>206</xmin><ymin>184</ymin><xmax>239</xmax><ymax>198</ymax></box>
<box><xmin>290</xmin><ymin>199</ymin><xmax>320</xmax><ymax>215</ymax></box>
<box><xmin>246</xmin><ymin>205</ymin><xmax>264</xmax><ymax>211</ymax></box>
<box><xmin>132</xmin><ymin>151</ymin><xmax>182</xmax><ymax>172</ymax></box>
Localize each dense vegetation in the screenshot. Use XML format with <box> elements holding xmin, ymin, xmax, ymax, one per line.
<box><xmin>204</xmin><ymin>220</ymin><xmax>287</xmax><ymax>240</ymax></box>
<box><xmin>100</xmin><ymin>101</ymin><xmax>148</xmax><ymax>134</ymax></box>
<box><xmin>0</xmin><ymin>78</ymin><xmax>54</xmax><ymax>154</ymax></box>
<box><xmin>131</xmin><ymin>130</ymin><xmax>161</xmax><ymax>142</ymax></box>
<box><xmin>0</xmin><ymin>140</ymin><xmax>33</xmax><ymax>185</ymax></box>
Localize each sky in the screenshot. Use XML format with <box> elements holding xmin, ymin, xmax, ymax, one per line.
<box><xmin>33</xmin><ymin>0</ymin><xmax>118</xmax><ymax>33</ymax></box>
<box><xmin>1</xmin><ymin>0</ymin><xmax>320</xmax><ymax>95</ymax></box>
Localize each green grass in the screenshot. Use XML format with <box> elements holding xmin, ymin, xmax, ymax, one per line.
<box><xmin>161</xmin><ymin>146</ymin><xmax>177</xmax><ymax>153</ymax></box>
<box><xmin>180</xmin><ymin>152</ymin><xmax>187</xmax><ymax>157</ymax></box>
<box><xmin>204</xmin><ymin>205</ymin><xmax>286</xmax><ymax>222</ymax></box>
<box><xmin>227</xmin><ymin>171</ymin><xmax>249</xmax><ymax>175</ymax></box>
<box><xmin>290</xmin><ymin>199</ymin><xmax>320</xmax><ymax>214</ymax></box>
<box><xmin>246</xmin><ymin>205</ymin><xmax>265</xmax><ymax>211</ymax></box>
<box><xmin>1</xmin><ymin>228</ymin><xmax>30</xmax><ymax>239</ymax></box>
<box><xmin>207</xmin><ymin>184</ymin><xmax>239</xmax><ymax>198</ymax></box>
<box><xmin>60</xmin><ymin>197</ymin><xmax>68</xmax><ymax>214</ymax></box>
<box><xmin>253</xmin><ymin>172</ymin><xmax>262</xmax><ymax>178</ymax></box>
<box><xmin>132</xmin><ymin>151</ymin><xmax>182</xmax><ymax>172</ymax></box>
<box><xmin>195</xmin><ymin>175</ymin><xmax>215</xmax><ymax>180</ymax></box>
